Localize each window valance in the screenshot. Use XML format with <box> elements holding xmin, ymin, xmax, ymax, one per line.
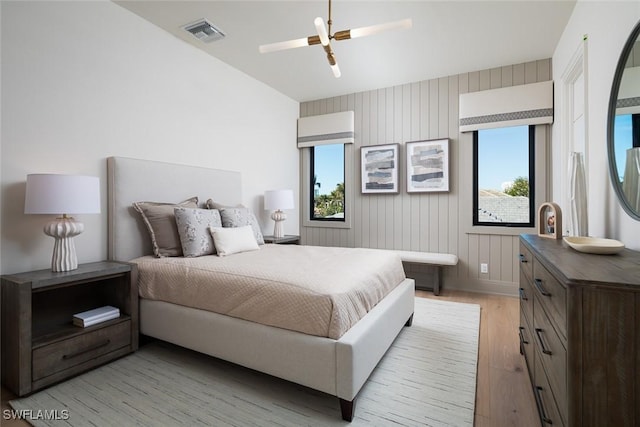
<box><xmin>459</xmin><ymin>80</ymin><xmax>553</xmax><ymax>132</ymax></box>
<box><xmin>297</xmin><ymin>111</ymin><xmax>354</xmax><ymax>148</ymax></box>
<box><xmin>617</xmin><ymin>66</ymin><xmax>640</xmax><ymax>115</ymax></box>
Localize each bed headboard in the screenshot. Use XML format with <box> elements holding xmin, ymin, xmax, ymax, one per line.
<box><xmin>107</xmin><ymin>156</ymin><xmax>242</xmax><ymax>262</ymax></box>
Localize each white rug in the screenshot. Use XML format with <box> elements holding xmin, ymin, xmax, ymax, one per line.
<box><xmin>11</xmin><ymin>297</ymin><xmax>480</xmax><ymax>426</ymax></box>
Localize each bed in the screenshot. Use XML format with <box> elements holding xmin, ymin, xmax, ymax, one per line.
<box><xmin>106</xmin><ymin>156</ymin><xmax>415</xmax><ymax>421</ymax></box>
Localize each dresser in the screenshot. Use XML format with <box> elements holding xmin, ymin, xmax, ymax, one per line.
<box><xmin>519</xmin><ymin>234</ymin><xmax>639</xmax><ymax>427</ymax></box>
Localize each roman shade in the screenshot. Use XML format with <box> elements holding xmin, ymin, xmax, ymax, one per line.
<box><xmin>297</xmin><ymin>111</ymin><xmax>354</xmax><ymax>147</ymax></box>
<box><xmin>459</xmin><ymin>80</ymin><xmax>553</xmax><ymax>132</ymax></box>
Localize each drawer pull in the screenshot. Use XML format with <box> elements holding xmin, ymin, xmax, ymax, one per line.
<box><xmin>519</xmin><ymin>254</ymin><xmax>528</xmax><ymax>263</ymax></box>
<box><xmin>533</xmin><ymin>386</ymin><xmax>553</xmax><ymax>425</ymax></box>
<box><xmin>535</xmin><ymin>328</ymin><xmax>553</xmax><ymax>355</ymax></box>
<box><xmin>62</xmin><ymin>339</ymin><xmax>111</xmax><ymax>360</ymax></box>
<box><xmin>519</xmin><ymin>287</ymin><xmax>528</xmax><ymax>301</ymax></box>
<box><xmin>534</xmin><ymin>278</ymin><xmax>552</xmax><ymax>297</ymax></box>
<box><xmin>518</xmin><ymin>326</ymin><xmax>529</xmax><ymax>345</ymax></box>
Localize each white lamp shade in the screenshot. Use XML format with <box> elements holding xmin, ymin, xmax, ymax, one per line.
<box><xmin>264</xmin><ymin>189</ymin><xmax>295</xmax><ymax>211</ymax></box>
<box><xmin>25</xmin><ymin>174</ymin><xmax>101</xmax><ymax>215</ymax></box>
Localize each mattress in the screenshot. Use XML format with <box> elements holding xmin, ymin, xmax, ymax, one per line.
<box><xmin>133</xmin><ymin>245</ymin><xmax>406</xmax><ymax>339</ymax></box>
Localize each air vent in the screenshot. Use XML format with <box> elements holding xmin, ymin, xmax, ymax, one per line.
<box><xmin>183</xmin><ymin>19</ymin><xmax>225</xmax><ymax>43</ymax></box>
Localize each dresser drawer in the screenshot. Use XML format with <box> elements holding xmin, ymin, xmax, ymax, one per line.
<box><xmin>532</xmin><ymin>259</ymin><xmax>567</xmax><ymax>340</ymax></box>
<box><xmin>518</xmin><ymin>242</ymin><xmax>534</xmax><ymax>281</ymax></box>
<box><xmin>534</xmin><ymin>352</ymin><xmax>566</xmax><ymax>427</ymax></box>
<box><xmin>32</xmin><ymin>320</ymin><xmax>131</xmax><ymax>381</ymax></box>
<box><xmin>533</xmin><ymin>296</ymin><xmax>567</xmax><ymax>421</ymax></box>
<box><xmin>519</xmin><ymin>269</ymin><xmax>534</xmax><ymax>325</ymax></box>
<box><xmin>519</xmin><ymin>309</ymin><xmax>534</xmax><ymax>377</ymax></box>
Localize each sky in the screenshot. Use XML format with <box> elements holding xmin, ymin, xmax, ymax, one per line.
<box><xmin>477</xmin><ymin>125</ymin><xmax>529</xmax><ymax>190</ymax></box>
<box><xmin>614</xmin><ymin>114</ymin><xmax>633</xmax><ymax>181</ymax></box>
<box><xmin>314</xmin><ymin>144</ymin><xmax>344</xmax><ymax>195</ymax></box>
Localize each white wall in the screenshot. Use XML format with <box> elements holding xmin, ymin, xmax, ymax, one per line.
<box><xmin>552</xmin><ymin>1</ymin><xmax>640</xmax><ymax>249</ymax></box>
<box><xmin>0</xmin><ymin>1</ymin><xmax>299</xmax><ymax>274</ymax></box>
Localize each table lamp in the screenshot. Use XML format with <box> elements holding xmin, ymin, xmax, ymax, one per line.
<box><xmin>24</xmin><ymin>174</ymin><xmax>101</xmax><ymax>272</ymax></box>
<box><xmin>264</xmin><ymin>189</ymin><xmax>294</xmax><ymax>238</ymax></box>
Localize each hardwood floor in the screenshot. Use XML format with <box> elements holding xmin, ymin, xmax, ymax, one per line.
<box><xmin>417</xmin><ymin>289</ymin><xmax>539</xmax><ymax>427</ymax></box>
<box><xmin>2</xmin><ymin>290</ymin><xmax>538</xmax><ymax>426</ymax></box>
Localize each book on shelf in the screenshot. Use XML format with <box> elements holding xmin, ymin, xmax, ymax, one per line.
<box><xmin>73</xmin><ymin>305</ymin><xmax>120</xmax><ymax>327</ymax></box>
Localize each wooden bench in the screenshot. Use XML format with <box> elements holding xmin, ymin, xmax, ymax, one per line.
<box><xmin>378</xmin><ymin>250</ymin><xmax>459</xmax><ymax>296</ymax></box>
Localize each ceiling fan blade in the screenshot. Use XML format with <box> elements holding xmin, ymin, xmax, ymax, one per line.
<box><xmin>259</xmin><ymin>36</ymin><xmax>317</xmax><ymax>54</ymax></box>
<box><xmin>334</xmin><ymin>18</ymin><xmax>412</xmax><ymax>41</ymax></box>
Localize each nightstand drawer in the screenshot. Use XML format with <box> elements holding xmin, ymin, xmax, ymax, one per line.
<box><xmin>32</xmin><ymin>320</ymin><xmax>131</xmax><ymax>381</ymax></box>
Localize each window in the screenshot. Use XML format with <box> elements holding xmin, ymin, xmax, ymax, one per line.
<box><xmin>613</xmin><ymin>113</ymin><xmax>640</xmax><ymax>181</ymax></box>
<box><xmin>473</xmin><ymin>125</ymin><xmax>535</xmax><ymax>227</ymax></box>
<box><xmin>310</xmin><ymin>144</ymin><xmax>345</xmax><ymax>221</ymax></box>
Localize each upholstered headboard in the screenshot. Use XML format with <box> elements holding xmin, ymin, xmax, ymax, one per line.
<box><xmin>107</xmin><ymin>156</ymin><xmax>242</xmax><ymax>262</ymax></box>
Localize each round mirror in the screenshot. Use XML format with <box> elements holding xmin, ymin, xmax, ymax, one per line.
<box><xmin>608</xmin><ymin>19</ymin><xmax>640</xmax><ymax>221</ymax></box>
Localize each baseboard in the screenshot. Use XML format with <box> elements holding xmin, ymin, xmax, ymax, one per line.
<box><xmin>444</xmin><ymin>278</ymin><xmax>519</xmax><ymax>297</ymax></box>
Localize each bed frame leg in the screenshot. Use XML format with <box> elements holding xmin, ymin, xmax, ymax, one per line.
<box><xmin>405</xmin><ymin>313</ymin><xmax>414</xmax><ymax>327</ymax></box>
<box><xmin>339</xmin><ymin>397</ymin><xmax>356</xmax><ymax>421</ymax></box>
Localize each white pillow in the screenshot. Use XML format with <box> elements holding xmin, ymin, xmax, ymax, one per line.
<box><xmin>209</xmin><ymin>225</ymin><xmax>260</xmax><ymax>256</ymax></box>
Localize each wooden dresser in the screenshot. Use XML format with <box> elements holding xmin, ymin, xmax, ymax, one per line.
<box><xmin>518</xmin><ymin>234</ymin><xmax>639</xmax><ymax>427</ymax></box>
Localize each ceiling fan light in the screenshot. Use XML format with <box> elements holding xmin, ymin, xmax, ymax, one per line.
<box><xmin>330</xmin><ymin>63</ymin><xmax>341</xmax><ymax>78</ymax></box>
<box><xmin>349</xmin><ymin>18</ymin><xmax>412</xmax><ymax>39</ymax></box>
<box><xmin>259</xmin><ymin>37</ymin><xmax>310</xmax><ymax>53</ymax></box>
<box><xmin>314</xmin><ymin>17</ymin><xmax>331</xmax><ymax>46</ymax></box>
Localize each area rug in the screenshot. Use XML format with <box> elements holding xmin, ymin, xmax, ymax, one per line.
<box><xmin>11</xmin><ymin>297</ymin><xmax>480</xmax><ymax>426</ymax></box>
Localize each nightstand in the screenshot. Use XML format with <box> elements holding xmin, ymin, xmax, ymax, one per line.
<box><xmin>263</xmin><ymin>235</ymin><xmax>300</xmax><ymax>245</ymax></box>
<box><xmin>1</xmin><ymin>261</ymin><xmax>138</xmax><ymax>396</ymax></box>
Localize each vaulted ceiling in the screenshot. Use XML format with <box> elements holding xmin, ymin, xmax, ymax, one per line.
<box><xmin>116</xmin><ymin>1</ymin><xmax>576</xmax><ymax>102</ymax></box>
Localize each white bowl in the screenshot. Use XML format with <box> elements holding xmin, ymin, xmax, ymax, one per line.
<box><xmin>563</xmin><ymin>236</ymin><xmax>625</xmax><ymax>255</ymax></box>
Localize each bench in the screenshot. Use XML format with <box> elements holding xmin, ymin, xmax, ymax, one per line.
<box><xmin>378</xmin><ymin>250</ymin><xmax>459</xmax><ymax>296</ymax></box>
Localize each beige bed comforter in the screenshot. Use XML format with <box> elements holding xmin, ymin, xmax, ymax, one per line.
<box><xmin>133</xmin><ymin>245</ymin><xmax>406</xmax><ymax>339</ymax></box>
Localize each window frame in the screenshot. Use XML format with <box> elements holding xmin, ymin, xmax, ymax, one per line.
<box><xmin>472</xmin><ymin>125</ymin><xmax>536</xmax><ymax>228</ymax></box>
<box><xmin>633</xmin><ymin>113</ymin><xmax>640</xmax><ymax>148</ymax></box>
<box><xmin>309</xmin><ymin>144</ymin><xmax>346</xmax><ymax>222</ymax></box>
<box><xmin>301</xmin><ymin>144</ymin><xmax>353</xmax><ymax>230</ymax></box>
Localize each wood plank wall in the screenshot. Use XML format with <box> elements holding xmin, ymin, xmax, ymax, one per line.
<box><xmin>299</xmin><ymin>59</ymin><xmax>551</xmax><ymax>295</ymax></box>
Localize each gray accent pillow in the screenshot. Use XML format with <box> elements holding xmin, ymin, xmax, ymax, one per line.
<box><xmin>219</xmin><ymin>208</ymin><xmax>265</xmax><ymax>245</ymax></box>
<box><xmin>205</xmin><ymin>199</ymin><xmax>245</xmax><ymax>210</ymax></box>
<box><xmin>132</xmin><ymin>197</ymin><xmax>198</xmax><ymax>257</ymax></box>
<box><xmin>174</xmin><ymin>208</ymin><xmax>222</xmax><ymax>257</ymax></box>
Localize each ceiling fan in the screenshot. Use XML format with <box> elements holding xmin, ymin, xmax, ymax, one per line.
<box><xmin>258</xmin><ymin>0</ymin><xmax>412</xmax><ymax>78</ymax></box>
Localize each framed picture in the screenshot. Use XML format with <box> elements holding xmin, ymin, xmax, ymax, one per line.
<box><xmin>537</xmin><ymin>202</ymin><xmax>562</xmax><ymax>239</ymax></box>
<box><xmin>361</xmin><ymin>143</ymin><xmax>400</xmax><ymax>194</ymax></box>
<box><xmin>406</xmin><ymin>138</ymin><xmax>449</xmax><ymax>193</ymax></box>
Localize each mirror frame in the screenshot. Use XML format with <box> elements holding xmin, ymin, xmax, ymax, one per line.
<box><xmin>607</xmin><ymin>19</ymin><xmax>640</xmax><ymax>221</ymax></box>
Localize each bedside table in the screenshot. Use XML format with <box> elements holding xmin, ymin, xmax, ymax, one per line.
<box><xmin>1</xmin><ymin>261</ymin><xmax>138</xmax><ymax>396</ymax></box>
<box><xmin>263</xmin><ymin>235</ymin><xmax>300</xmax><ymax>245</ymax></box>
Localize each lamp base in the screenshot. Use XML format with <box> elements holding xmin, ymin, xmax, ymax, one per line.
<box><xmin>271</xmin><ymin>210</ymin><xmax>287</xmax><ymax>239</ymax></box>
<box><xmin>43</xmin><ymin>217</ymin><xmax>84</xmax><ymax>272</ymax></box>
